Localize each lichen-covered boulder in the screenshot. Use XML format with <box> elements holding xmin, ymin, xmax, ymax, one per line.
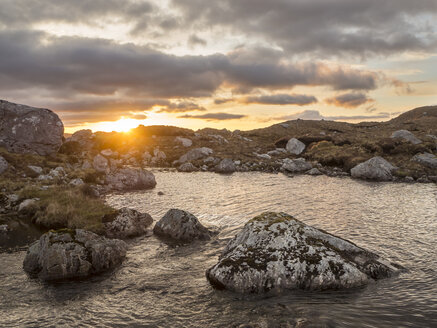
<box><xmin>177</xmin><ymin>147</ymin><xmax>213</xmax><ymax>164</ymax></box>
<box><xmin>0</xmin><ymin>155</ymin><xmax>8</xmax><ymax>174</ymax></box>
<box><xmin>153</xmin><ymin>209</ymin><xmax>213</xmax><ymax>242</ymax></box>
<box><xmin>391</xmin><ymin>130</ymin><xmax>422</xmax><ymax>145</ymax></box>
<box><xmin>104</xmin><ymin>208</ymin><xmax>153</xmax><ymax>239</ymax></box>
<box><xmin>351</xmin><ymin>156</ymin><xmax>397</xmax><ymax>181</ymax></box>
<box><xmin>215</xmin><ymin>158</ymin><xmax>236</xmax><ymax>174</ymax></box>
<box><xmin>413</xmin><ymin>152</ymin><xmax>437</xmax><ymax>169</ymax></box>
<box><xmin>0</xmin><ymin>100</ymin><xmax>64</xmax><ymax>155</ymax></box>
<box><xmin>286</xmin><ymin>138</ymin><xmax>306</xmax><ymax>155</ymax></box>
<box><xmin>106</xmin><ymin>168</ymin><xmax>156</xmax><ymax>191</ymax></box>
<box><xmin>23</xmin><ymin>229</ymin><xmax>127</xmax><ymax>281</ymax></box>
<box><xmin>206</xmin><ymin>212</ymin><xmax>400</xmax><ymax>293</ymax></box>
<box><xmin>282</xmin><ymin>158</ymin><xmax>312</xmax><ymax>173</ymax></box>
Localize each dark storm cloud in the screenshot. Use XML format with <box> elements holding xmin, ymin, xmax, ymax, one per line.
<box><xmin>173</xmin><ymin>0</ymin><xmax>437</xmax><ymax>57</ymax></box>
<box><xmin>156</xmin><ymin>101</ymin><xmax>207</xmax><ymax>113</ymax></box>
<box><xmin>179</xmin><ymin>113</ymin><xmax>246</xmax><ymax>120</ymax></box>
<box><xmin>325</xmin><ymin>92</ymin><xmax>373</xmax><ymax>108</ymax></box>
<box><xmin>242</xmin><ymin>94</ymin><xmax>317</xmax><ymax>106</ymax></box>
<box><xmin>275</xmin><ymin>110</ymin><xmax>390</xmax><ymax>122</ymax></box>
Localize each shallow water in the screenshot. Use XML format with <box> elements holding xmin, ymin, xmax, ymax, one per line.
<box><xmin>1</xmin><ymin>172</ymin><xmax>437</xmax><ymax>327</ymax></box>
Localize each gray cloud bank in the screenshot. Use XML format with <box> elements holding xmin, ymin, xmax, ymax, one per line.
<box><xmin>276</xmin><ymin>110</ymin><xmax>390</xmax><ymax>122</ymax></box>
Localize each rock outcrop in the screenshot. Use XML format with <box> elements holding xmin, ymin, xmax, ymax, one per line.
<box><xmin>215</xmin><ymin>158</ymin><xmax>236</xmax><ymax>174</ymax></box>
<box><xmin>23</xmin><ymin>229</ymin><xmax>127</xmax><ymax>281</ymax></box>
<box><xmin>286</xmin><ymin>138</ymin><xmax>306</xmax><ymax>155</ymax></box>
<box><xmin>206</xmin><ymin>212</ymin><xmax>400</xmax><ymax>293</ymax></box>
<box><xmin>153</xmin><ymin>209</ymin><xmax>214</xmax><ymax>242</ymax></box>
<box><xmin>351</xmin><ymin>157</ymin><xmax>397</xmax><ymax>181</ymax></box>
<box><xmin>0</xmin><ymin>100</ymin><xmax>64</xmax><ymax>155</ymax></box>
<box><xmin>412</xmin><ymin>152</ymin><xmax>437</xmax><ymax>169</ymax></box>
<box><xmin>178</xmin><ymin>147</ymin><xmax>213</xmax><ymax>164</ymax></box>
<box><xmin>282</xmin><ymin>158</ymin><xmax>312</xmax><ymax>173</ymax></box>
<box><xmin>0</xmin><ymin>155</ymin><xmax>8</xmax><ymax>174</ymax></box>
<box><xmin>106</xmin><ymin>168</ymin><xmax>156</xmax><ymax>191</ymax></box>
<box><xmin>104</xmin><ymin>208</ymin><xmax>153</xmax><ymax>239</ymax></box>
<box><xmin>391</xmin><ymin>130</ymin><xmax>422</xmax><ymax>145</ymax></box>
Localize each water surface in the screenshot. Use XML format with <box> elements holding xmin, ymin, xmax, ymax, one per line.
<box><xmin>1</xmin><ymin>172</ymin><xmax>436</xmax><ymax>327</ymax></box>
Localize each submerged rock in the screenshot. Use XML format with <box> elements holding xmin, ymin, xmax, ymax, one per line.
<box><xmin>0</xmin><ymin>100</ymin><xmax>64</xmax><ymax>155</ymax></box>
<box><xmin>286</xmin><ymin>138</ymin><xmax>306</xmax><ymax>155</ymax></box>
<box><xmin>412</xmin><ymin>152</ymin><xmax>437</xmax><ymax>169</ymax></box>
<box><xmin>153</xmin><ymin>209</ymin><xmax>214</xmax><ymax>242</ymax></box>
<box><xmin>23</xmin><ymin>229</ymin><xmax>127</xmax><ymax>281</ymax></box>
<box><xmin>0</xmin><ymin>155</ymin><xmax>8</xmax><ymax>174</ymax></box>
<box><xmin>206</xmin><ymin>212</ymin><xmax>400</xmax><ymax>293</ymax></box>
<box><xmin>106</xmin><ymin>168</ymin><xmax>156</xmax><ymax>191</ymax></box>
<box><xmin>178</xmin><ymin>147</ymin><xmax>213</xmax><ymax>164</ymax></box>
<box><xmin>282</xmin><ymin>158</ymin><xmax>312</xmax><ymax>173</ymax></box>
<box><xmin>215</xmin><ymin>158</ymin><xmax>236</xmax><ymax>174</ymax></box>
<box><xmin>104</xmin><ymin>208</ymin><xmax>153</xmax><ymax>239</ymax></box>
<box><xmin>351</xmin><ymin>157</ymin><xmax>396</xmax><ymax>181</ymax></box>
<box><xmin>391</xmin><ymin>130</ymin><xmax>422</xmax><ymax>145</ymax></box>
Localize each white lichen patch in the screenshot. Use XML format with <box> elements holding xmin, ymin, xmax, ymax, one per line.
<box><xmin>206</xmin><ymin>212</ymin><xmax>400</xmax><ymax>293</ymax></box>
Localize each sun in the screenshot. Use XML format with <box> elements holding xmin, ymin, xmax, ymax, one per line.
<box><xmin>87</xmin><ymin>118</ymin><xmax>146</xmax><ymax>133</ymax></box>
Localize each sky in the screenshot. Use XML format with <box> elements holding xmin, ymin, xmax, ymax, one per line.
<box><xmin>0</xmin><ymin>0</ymin><xmax>436</xmax><ymax>133</ymax></box>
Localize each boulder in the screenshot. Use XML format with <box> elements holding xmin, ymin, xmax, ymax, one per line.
<box><xmin>351</xmin><ymin>157</ymin><xmax>396</xmax><ymax>181</ymax></box>
<box><xmin>104</xmin><ymin>208</ymin><xmax>153</xmax><ymax>239</ymax></box>
<box><xmin>100</xmin><ymin>149</ymin><xmax>117</xmax><ymax>158</ymax></box>
<box><xmin>282</xmin><ymin>158</ymin><xmax>312</xmax><ymax>173</ymax></box>
<box><xmin>178</xmin><ymin>162</ymin><xmax>198</xmax><ymax>172</ymax></box>
<box><xmin>286</xmin><ymin>138</ymin><xmax>306</xmax><ymax>155</ymax></box>
<box><xmin>206</xmin><ymin>212</ymin><xmax>400</xmax><ymax>293</ymax></box>
<box><xmin>153</xmin><ymin>209</ymin><xmax>213</xmax><ymax>242</ymax></box>
<box><xmin>93</xmin><ymin>154</ymin><xmax>110</xmax><ymax>173</ymax></box>
<box><xmin>256</xmin><ymin>154</ymin><xmax>271</xmax><ymax>160</ymax></box>
<box><xmin>106</xmin><ymin>168</ymin><xmax>156</xmax><ymax>191</ymax></box>
<box><xmin>215</xmin><ymin>158</ymin><xmax>236</xmax><ymax>174</ymax></box>
<box><xmin>175</xmin><ymin>137</ymin><xmax>193</xmax><ymax>147</ymax></box>
<box><xmin>0</xmin><ymin>100</ymin><xmax>64</xmax><ymax>155</ymax></box>
<box><xmin>412</xmin><ymin>152</ymin><xmax>437</xmax><ymax>169</ymax></box>
<box><xmin>18</xmin><ymin>198</ymin><xmax>38</xmax><ymax>213</ymax></box>
<box><xmin>391</xmin><ymin>130</ymin><xmax>422</xmax><ymax>145</ymax></box>
<box><xmin>307</xmin><ymin>168</ymin><xmax>323</xmax><ymax>176</ymax></box>
<box><xmin>69</xmin><ymin>178</ymin><xmax>85</xmax><ymax>186</ymax></box>
<box><xmin>0</xmin><ymin>155</ymin><xmax>8</xmax><ymax>174</ymax></box>
<box><xmin>69</xmin><ymin>129</ymin><xmax>94</xmax><ymax>148</ymax></box>
<box><xmin>23</xmin><ymin>229</ymin><xmax>127</xmax><ymax>281</ymax></box>
<box><xmin>178</xmin><ymin>147</ymin><xmax>213</xmax><ymax>164</ymax></box>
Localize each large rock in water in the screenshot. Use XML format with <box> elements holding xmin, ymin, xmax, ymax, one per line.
<box><xmin>286</xmin><ymin>138</ymin><xmax>306</xmax><ymax>155</ymax></box>
<box><xmin>282</xmin><ymin>158</ymin><xmax>312</xmax><ymax>173</ymax></box>
<box><xmin>106</xmin><ymin>168</ymin><xmax>156</xmax><ymax>191</ymax></box>
<box><xmin>0</xmin><ymin>100</ymin><xmax>64</xmax><ymax>155</ymax></box>
<box><xmin>206</xmin><ymin>212</ymin><xmax>400</xmax><ymax>293</ymax></box>
<box><xmin>351</xmin><ymin>157</ymin><xmax>397</xmax><ymax>181</ymax></box>
<box><xmin>391</xmin><ymin>130</ymin><xmax>422</xmax><ymax>145</ymax></box>
<box><xmin>23</xmin><ymin>229</ymin><xmax>127</xmax><ymax>281</ymax></box>
<box><xmin>153</xmin><ymin>209</ymin><xmax>214</xmax><ymax>242</ymax></box>
<box><xmin>215</xmin><ymin>158</ymin><xmax>236</xmax><ymax>174</ymax></box>
<box><xmin>104</xmin><ymin>208</ymin><xmax>153</xmax><ymax>239</ymax></box>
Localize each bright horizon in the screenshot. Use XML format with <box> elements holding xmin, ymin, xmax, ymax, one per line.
<box><xmin>1</xmin><ymin>1</ymin><xmax>437</xmax><ymax>133</ymax></box>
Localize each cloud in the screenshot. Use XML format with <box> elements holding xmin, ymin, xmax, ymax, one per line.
<box><xmin>241</xmin><ymin>94</ymin><xmax>317</xmax><ymax>105</ymax></box>
<box><xmin>174</xmin><ymin>0</ymin><xmax>437</xmax><ymax>58</ymax></box>
<box><xmin>179</xmin><ymin>112</ymin><xmax>246</xmax><ymax>120</ymax></box>
<box><xmin>325</xmin><ymin>92</ymin><xmax>373</xmax><ymax>108</ymax></box>
<box><xmin>188</xmin><ymin>34</ymin><xmax>207</xmax><ymax>47</ymax></box>
<box><xmin>156</xmin><ymin>101</ymin><xmax>207</xmax><ymax>113</ymax></box>
<box><xmin>214</xmin><ymin>98</ymin><xmax>234</xmax><ymax>104</ymax></box>
<box><xmin>276</xmin><ymin>110</ymin><xmax>390</xmax><ymax>121</ymax></box>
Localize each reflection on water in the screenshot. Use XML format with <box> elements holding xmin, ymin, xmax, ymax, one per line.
<box><xmin>1</xmin><ymin>172</ymin><xmax>436</xmax><ymax>327</ymax></box>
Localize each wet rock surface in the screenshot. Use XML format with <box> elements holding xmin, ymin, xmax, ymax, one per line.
<box><xmin>104</xmin><ymin>208</ymin><xmax>153</xmax><ymax>239</ymax></box>
<box><xmin>206</xmin><ymin>212</ymin><xmax>400</xmax><ymax>293</ymax></box>
<box><xmin>153</xmin><ymin>209</ymin><xmax>214</xmax><ymax>242</ymax></box>
<box><xmin>23</xmin><ymin>229</ymin><xmax>127</xmax><ymax>281</ymax></box>
<box><xmin>0</xmin><ymin>100</ymin><xmax>63</xmax><ymax>155</ymax></box>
